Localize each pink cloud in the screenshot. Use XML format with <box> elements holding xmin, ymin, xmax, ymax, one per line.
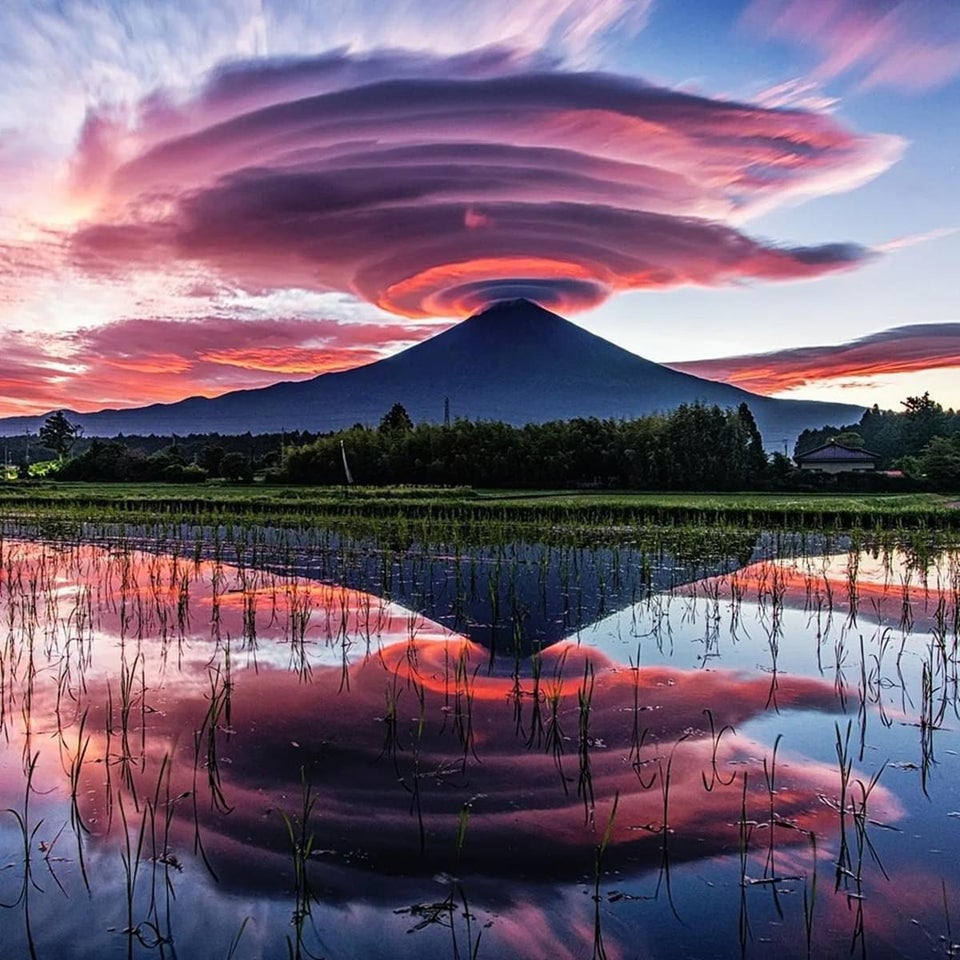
<box><xmin>742</xmin><ymin>0</ymin><xmax>960</xmax><ymax>91</ymax></box>
<box><xmin>666</xmin><ymin>322</ymin><xmax>960</xmax><ymax>395</ymax></box>
<box><xmin>0</xmin><ymin>315</ymin><xmax>441</xmax><ymax>415</ymax></box>
<box><xmin>66</xmin><ymin>49</ymin><xmax>900</xmax><ymax>318</ymax></box>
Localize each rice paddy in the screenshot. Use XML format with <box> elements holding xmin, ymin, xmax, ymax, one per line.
<box><xmin>0</xmin><ymin>504</ymin><xmax>957</xmax><ymax>958</ymax></box>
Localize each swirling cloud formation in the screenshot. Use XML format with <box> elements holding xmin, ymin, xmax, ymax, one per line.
<box><xmin>69</xmin><ymin>48</ymin><xmax>902</xmax><ymax>318</ymax></box>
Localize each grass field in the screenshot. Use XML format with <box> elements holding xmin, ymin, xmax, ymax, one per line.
<box><xmin>0</xmin><ymin>482</ymin><xmax>956</xmax><ymax>533</ymax></box>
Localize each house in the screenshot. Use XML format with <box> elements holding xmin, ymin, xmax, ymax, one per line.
<box><xmin>794</xmin><ymin>441</ymin><xmax>881</xmax><ymax>474</ymax></box>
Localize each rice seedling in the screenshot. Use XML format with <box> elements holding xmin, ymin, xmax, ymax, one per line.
<box><xmin>281</xmin><ymin>767</ymin><xmax>322</xmax><ymax>960</ymax></box>
<box><xmin>802</xmin><ymin>832</ymin><xmax>818</xmax><ymax>960</ymax></box>
<box><xmin>117</xmin><ymin>788</ymin><xmax>157</xmax><ymax>959</ymax></box>
<box><xmin>577</xmin><ymin>659</ymin><xmax>596</xmax><ymax>827</ymax></box>
<box><xmin>378</xmin><ymin>664</ymin><xmax>404</xmax><ymax>773</ymax></box>
<box><xmin>224</xmin><ymin>916</ymin><xmax>251</xmax><ymax>960</ymax></box>
<box><xmin>592</xmin><ymin>791</ymin><xmax>619</xmax><ymax>960</ymax></box>
<box><xmin>737</xmin><ymin>771</ymin><xmax>753</xmax><ymax>955</ymax></box>
<box><xmin>2</xmin><ymin>751</ymin><xmax>43</xmax><ymax>960</ymax></box>
<box><xmin>65</xmin><ymin>706</ymin><xmax>91</xmax><ymax>891</ymax></box>
<box><xmin>700</xmin><ymin>707</ymin><xmax>735</xmax><ymax>792</ymax></box>
<box><xmin>452</xmin><ymin>643</ymin><xmax>480</xmax><ymax>770</ymax></box>
<box><xmin>543</xmin><ymin>648</ymin><xmax>570</xmax><ymax>791</ymax></box>
<box><xmin>641</xmin><ymin>732</ymin><xmax>691</xmax><ymax>918</ymax></box>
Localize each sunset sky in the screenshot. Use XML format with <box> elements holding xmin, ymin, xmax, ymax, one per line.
<box><xmin>1</xmin><ymin>0</ymin><xmax>958</xmax><ymax>417</ymax></box>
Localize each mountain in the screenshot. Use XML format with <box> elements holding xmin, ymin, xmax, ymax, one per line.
<box><xmin>0</xmin><ymin>300</ymin><xmax>862</xmax><ymax>446</ymax></box>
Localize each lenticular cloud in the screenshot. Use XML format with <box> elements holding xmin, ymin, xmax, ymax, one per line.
<box><xmin>70</xmin><ymin>49</ymin><xmax>902</xmax><ymax>317</ymax></box>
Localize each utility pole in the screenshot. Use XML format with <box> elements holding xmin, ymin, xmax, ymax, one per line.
<box><xmin>444</xmin><ymin>396</ymin><xmax>450</xmax><ymax>427</ymax></box>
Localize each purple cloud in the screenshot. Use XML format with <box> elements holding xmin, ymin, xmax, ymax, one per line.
<box><xmin>66</xmin><ymin>49</ymin><xmax>900</xmax><ymax>318</ymax></box>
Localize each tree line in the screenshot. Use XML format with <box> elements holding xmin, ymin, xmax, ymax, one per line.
<box><xmin>5</xmin><ymin>411</ymin><xmax>315</xmax><ymax>482</ymax></box>
<box><xmin>280</xmin><ymin>402</ymin><xmax>772</xmax><ymax>489</ymax></box>
<box><xmin>13</xmin><ymin>395</ymin><xmax>960</xmax><ymax>490</ymax></box>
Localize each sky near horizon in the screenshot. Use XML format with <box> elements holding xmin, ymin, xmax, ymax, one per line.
<box><xmin>0</xmin><ymin>0</ymin><xmax>958</xmax><ymax>418</ymax></box>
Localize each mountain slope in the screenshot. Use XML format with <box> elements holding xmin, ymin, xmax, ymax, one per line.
<box><xmin>0</xmin><ymin>300</ymin><xmax>862</xmax><ymax>445</ymax></box>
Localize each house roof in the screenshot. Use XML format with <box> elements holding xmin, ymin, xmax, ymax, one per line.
<box><xmin>795</xmin><ymin>442</ymin><xmax>881</xmax><ymax>463</ymax></box>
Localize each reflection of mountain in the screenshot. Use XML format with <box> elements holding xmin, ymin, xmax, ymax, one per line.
<box><xmin>0</xmin><ymin>300</ymin><xmax>863</xmax><ymax>442</ymax></box>
<box><xmin>0</xmin><ymin>537</ymin><xmax>926</xmax><ymax>960</ymax></box>
<box><xmin>0</xmin><ymin>541</ymin><xmax>886</xmax><ymax>878</ymax></box>
<box><xmin>182</xmin><ymin>528</ymin><xmax>765</xmax><ymax>655</ymax></box>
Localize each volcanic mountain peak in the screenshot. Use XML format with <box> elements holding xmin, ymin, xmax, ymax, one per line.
<box><xmin>0</xmin><ymin>298</ymin><xmax>865</xmax><ymax>444</ymax></box>
<box><xmin>469</xmin><ymin>297</ymin><xmax>563</xmax><ymax>322</ymax></box>
<box><xmin>393</xmin><ymin>297</ymin><xmax>652</xmax><ymax>380</ymax></box>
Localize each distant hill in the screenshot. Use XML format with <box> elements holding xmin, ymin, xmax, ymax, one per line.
<box><xmin>0</xmin><ymin>299</ymin><xmax>862</xmax><ymax>447</ymax></box>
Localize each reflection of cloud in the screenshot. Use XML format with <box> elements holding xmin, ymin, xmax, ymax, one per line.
<box><xmin>73</xmin><ymin>638</ymin><xmax>876</xmax><ymax>880</ymax></box>
<box><xmin>742</xmin><ymin>0</ymin><xmax>960</xmax><ymax>91</ymax></box>
<box><xmin>689</xmin><ymin>549</ymin><xmax>960</xmax><ymax>630</ymax></box>
<box><xmin>66</xmin><ymin>49</ymin><xmax>899</xmax><ymax>319</ymax></box>
<box><xmin>667</xmin><ymin>322</ymin><xmax>960</xmax><ymax>395</ymax></box>
<box><xmin>0</xmin><ymin>538</ymin><xmax>891</xmax><ymax>889</ymax></box>
<box><xmin>0</xmin><ymin>538</ymin><xmax>931</xmax><ymax>959</ymax></box>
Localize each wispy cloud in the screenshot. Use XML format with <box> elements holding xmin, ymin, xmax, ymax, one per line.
<box><xmin>0</xmin><ymin>0</ymin><xmax>649</xmax><ymax>181</ymax></box>
<box><xmin>667</xmin><ymin>322</ymin><xmax>960</xmax><ymax>395</ymax></box>
<box><xmin>742</xmin><ymin>0</ymin><xmax>960</xmax><ymax>92</ymax></box>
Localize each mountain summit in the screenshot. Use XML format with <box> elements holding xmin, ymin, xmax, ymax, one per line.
<box><xmin>0</xmin><ymin>299</ymin><xmax>862</xmax><ymax>444</ymax></box>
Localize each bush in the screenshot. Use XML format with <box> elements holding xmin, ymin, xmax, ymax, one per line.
<box><xmin>220</xmin><ymin>452</ymin><xmax>254</xmax><ymax>483</ymax></box>
<box><xmin>162</xmin><ymin>463</ymin><xmax>209</xmax><ymax>484</ymax></box>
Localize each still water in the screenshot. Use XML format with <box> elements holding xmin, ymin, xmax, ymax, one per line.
<box><xmin>0</xmin><ymin>531</ymin><xmax>956</xmax><ymax>959</ymax></box>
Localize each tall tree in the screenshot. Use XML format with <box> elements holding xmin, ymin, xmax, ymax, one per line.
<box><xmin>379</xmin><ymin>402</ymin><xmax>414</xmax><ymax>433</ymax></box>
<box><xmin>737</xmin><ymin>403</ymin><xmax>768</xmax><ymax>484</ymax></box>
<box><xmin>39</xmin><ymin>411</ymin><xmax>82</xmax><ymax>462</ymax></box>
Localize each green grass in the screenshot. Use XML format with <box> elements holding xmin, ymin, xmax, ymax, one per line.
<box><xmin>0</xmin><ymin>482</ymin><xmax>956</xmax><ymax>535</ymax></box>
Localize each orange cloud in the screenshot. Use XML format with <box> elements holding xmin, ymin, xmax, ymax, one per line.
<box><xmin>0</xmin><ymin>315</ymin><xmax>441</xmax><ymax>416</ymax></box>
<box><xmin>198</xmin><ymin>346</ymin><xmax>382</xmax><ymax>373</ymax></box>
<box><xmin>667</xmin><ymin>322</ymin><xmax>960</xmax><ymax>395</ymax></box>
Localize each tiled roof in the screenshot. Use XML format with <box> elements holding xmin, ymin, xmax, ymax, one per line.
<box><xmin>795</xmin><ymin>442</ymin><xmax>880</xmax><ymax>463</ymax></box>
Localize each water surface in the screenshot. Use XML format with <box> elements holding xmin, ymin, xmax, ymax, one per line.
<box><xmin>0</xmin><ymin>532</ymin><xmax>956</xmax><ymax>959</ymax></box>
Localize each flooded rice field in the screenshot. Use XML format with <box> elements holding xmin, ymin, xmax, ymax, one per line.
<box><xmin>0</xmin><ymin>525</ymin><xmax>958</xmax><ymax>959</ymax></box>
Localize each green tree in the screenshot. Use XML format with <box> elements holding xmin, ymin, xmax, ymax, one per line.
<box><xmin>379</xmin><ymin>403</ymin><xmax>413</xmax><ymax>433</ymax></box>
<box><xmin>902</xmin><ymin>392</ymin><xmax>940</xmax><ymax>416</ymax></box>
<box><xmin>39</xmin><ymin>411</ymin><xmax>82</xmax><ymax>461</ymax></box>
<box><xmin>768</xmin><ymin>451</ymin><xmax>796</xmax><ymax>488</ymax></box>
<box><xmin>737</xmin><ymin>403</ymin><xmax>768</xmax><ymax>484</ymax></box>
<box><xmin>220</xmin><ymin>451</ymin><xmax>253</xmax><ymax>483</ymax></box>
<box><xmin>917</xmin><ymin>436</ymin><xmax>960</xmax><ymax>489</ymax></box>
<box><xmin>902</xmin><ymin>392</ymin><xmax>945</xmax><ymax>453</ymax></box>
<box><xmin>198</xmin><ymin>443</ymin><xmax>225</xmax><ymax>475</ymax></box>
